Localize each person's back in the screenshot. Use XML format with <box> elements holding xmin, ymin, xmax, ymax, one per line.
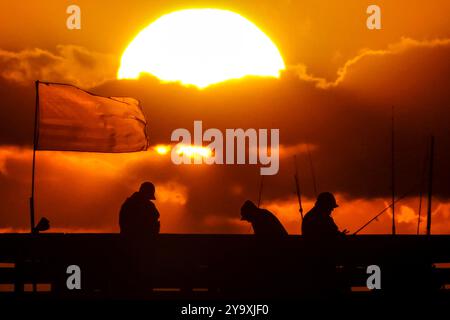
<box><xmin>301</xmin><ymin>192</ymin><xmax>346</xmax><ymax>241</ymax></box>
<box><xmin>251</xmin><ymin>209</ymin><xmax>288</xmax><ymax>237</ymax></box>
<box><xmin>302</xmin><ymin>207</ymin><xmax>341</xmax><ymax>240</ymax></box>
<box><xmin>119</xmin><ymin>192</ymin><xmax>160</xmax><ymax>238</ymax></box>
<box><xmin>119</xmin><ymin>182</ymin><xmax>160</xmax><ymax>240</ymax></box>
<box><xmin>240</xmin><ymin>200</ymin><xmax>288</xmax><ymax>238</ymax></box>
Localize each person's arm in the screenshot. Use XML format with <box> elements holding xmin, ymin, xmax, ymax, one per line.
<box><xmin>323</xmin><ymin>217</ymin><xmax>346</xmax><ymax>238</ymax></box>
<box><xmin>149</xmin><ymin>202</ymin><xmax>160</xmax><ymax>234</ymax></box>
<box><xmin>150</xmin><ymin>201</ymin><xmax>160</xmax><ymax>219</ymax></box>
<box><xmin>332</xmin><ymin>220</ymin><xmax>348</xmax><ymax>238</ymax></box>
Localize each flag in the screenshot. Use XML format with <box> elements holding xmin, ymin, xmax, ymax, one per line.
<box><xmin>36</xmin><ymin>82</ymin><xmax>149</xmax><ymax>153</ymax></box>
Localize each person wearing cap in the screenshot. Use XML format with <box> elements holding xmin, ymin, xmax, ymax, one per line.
<box><xmin>118</xmin><ymin>182</ymin><xmax>160</xmax><ymax>295</ymax></box>
<box><xmin>240</xmin><ymin>200</ymin><xmax>288</xmax><ymax>237</ymax></box>
<box><xmin>301</xmin><ymin>192</ymin><xmax>349</xmax><ymax>295</ymax></box>
<box><xmin>119</xmin><ymin>181</ymin><xmax>160</xmax><ymax>239</ymax></box>
<box><xmin>301</xmin><ymin>192</ymin><xmax>348</xmax><ymax>240</ymax></box>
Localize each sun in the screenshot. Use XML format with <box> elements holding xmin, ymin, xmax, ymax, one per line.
<box><xmin>117</xmin><ymin>9</ymin><xmax>285</xmax><ymax>88</ymax></box>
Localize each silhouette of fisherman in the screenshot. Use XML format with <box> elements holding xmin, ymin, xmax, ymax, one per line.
<box><xmin>118</xmin><ymin>182</ymin><xmax>160</xmax><ymax>297</ymax></box>
<box><xmin>301</xmin><ymin>192</ymin><xmax>349</xmax><ymax>296</ymax></box>
<box><xmin>119</xmin><ymin>181</ymin><xmax>160</xmax><ymax>240</ymax></box>
<box><xmin>239</xmin><ymin>200</ymin><xmax>288</xmax><ymax>294</ymax></box>
<box><xmin>240</xmin><ymin>200</ymin><xmax>288</xmax><ymax>237</ymax></box>
<box><xmin>302</xmin><ymin>192</ymin><xmax>348</xmax><ymax>240</ymax></box>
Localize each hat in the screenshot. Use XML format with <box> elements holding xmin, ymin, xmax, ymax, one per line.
<box><xmin>316</xmin><ymin>192</ymin><xmax>338</xmax><ymax>208</ymax></box>
<box><xmin>140</xmin><ymin>181</ymin><xmax>156</xmax><ymax>200</ymax></box>
<box><xmin>240</xmin><ymin>200</ymin><xmax>257</xmax><ymax>220</ymax></box>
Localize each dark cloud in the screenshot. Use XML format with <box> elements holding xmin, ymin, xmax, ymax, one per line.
<box><xmin>0</xmin><ymin>45</ymin><xmax>117</xmax><ymax>88</ymax></box>
<box><xmin>91</xmin><ymin>38</ymin><xmax>450</xmax><ymax>200</ymax></box>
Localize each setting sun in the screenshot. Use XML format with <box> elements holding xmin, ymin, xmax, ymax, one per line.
<box><xmin>117</xmin><ymin>9</ymin><xmax>285</xmax><ymax>88</ymax></box>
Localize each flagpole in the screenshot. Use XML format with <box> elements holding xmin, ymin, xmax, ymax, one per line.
<box><xmin>30</xmin><ymin>80</ymin><xmax>39</xmax><ymax>233</ymax></box>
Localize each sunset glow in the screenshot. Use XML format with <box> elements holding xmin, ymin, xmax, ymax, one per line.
<box><xmin>154</xmin><ymin>144</ymin><xmax>171</xmax><ymax>155</ymax></box>
<box><xmin>2</xmin><ymin>2</ymin><xmax>450</xmax><ymax>303</ymax></box>
<box><xmin>117</xmin><ymin>9</ymin><xmax>285</xmax><ymax>88</ymax></box>
<box><xmin>1</xmin><ymin>1</ymin><xmax>449</xmax><ymax>236</ymax></box>
<box><xmin>175</xmin><ymin>145</ymin><xmax>212</xmax><ymax>158</ymax></box>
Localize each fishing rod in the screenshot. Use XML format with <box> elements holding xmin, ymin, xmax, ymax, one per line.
<box><xmin>426</xmin><ymin>135</ymin><xmax>435</xmax><ymax>235</ymax></box>
<box><xmin>305</xmin><ymin>144</ymin><xmax>318</xmax><ymax>197</ymax></box>
<box><xmin>416</xmin><ymin>141</ymin><xmax>429</xmax><ymax>235</ymax></box>
<box><xmin>353</xmin><ymin>185</ymin><xmax>418</xmax><ymax>235</ymax></box>
<box><xmin>257</xmin><ymin>175</ymin><xmax>264</xmax><ymax>208</ymax></box>
<box><xmin>356</xmin><ymin>134</ymin><xmax>436</xmax><ymax>235</ymax></box>
<box><xmin>391</xmin><ymin>106</ymin><xmax>396</xmax><ymax>235</ymax></box>
<box><xmin>293</xmin><ymin>155</ymin><xmax>304</xmax><ymax>219</ymax></box>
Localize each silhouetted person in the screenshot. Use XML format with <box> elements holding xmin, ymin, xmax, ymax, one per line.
<box><xmin>118</xmin><ymin>182</ymin><xmax>160</xmax><ymax>297</ymax></box>
<box><xmin>302</xmin><ymin>192</ymin><xmax>348</xmax><ymax>240</ymax></box>
<box><xmin>239</xmin><ymin>200</ymin><xmax>288</xmax><ymax>294</ymax></box>
<box><xmin>119</xmin><ymin>181</ymin><xmax>160</xmax><ymax>240</ymax></box>
<box><xmin>240</xmin><ymin>200</ymin><xmax>288</xmax><ymax>237</ymax></box>
<box><xmin>301</xmin><ymin>192</ymin><xmax>349</xmax><ymax>296</ymax></box>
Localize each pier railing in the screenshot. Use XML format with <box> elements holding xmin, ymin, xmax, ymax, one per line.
<box><xmin>0</xmin><ymin>234</ymin><xmax>449</xmax><ymax>300</ymax></box>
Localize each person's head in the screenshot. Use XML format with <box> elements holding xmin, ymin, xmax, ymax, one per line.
<box><xmin>315</xmin><ymin>192</ymin><xmax>338</xmax><ymax>214</ymax></box>
<box><xmin>139</xmin><ymin>181</ymin><xmax>156</xmax><ymax>200</ymax></box>
<box><xmin>240</xmin><ymin>200</ymin><xmax>258</xmax><ymax>222</ymax></box>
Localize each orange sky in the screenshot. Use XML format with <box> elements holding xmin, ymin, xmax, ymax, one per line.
<box><xmin>0</xmin><ymin>1</ymin><xmax>449</xmax><ymax>234</ymax></box>
<box><xmin>1</xmin><ymin>1</ymin><xmax>450</xmax><ymax>75</ymax></box>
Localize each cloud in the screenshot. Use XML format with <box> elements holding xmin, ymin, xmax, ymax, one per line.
<box><xmin>88</xmin><ymin>37</ymin><xmax>450</xmax><ymax>200</ymax></box>
<box><xmin>0</xmin><ymin>146</ymin><xmax>24</xmax><ymax>175</ymax></box>
<box><xmin>0</xmin><ymin>146</ymin><xmax>190</xmax><ymax>232</ymax></box>
<box><xmin>0</xmin><ymin>45</ymin><xmax>118</xmax><ymax>89</ymax></box>
<box><xmin>292</xmin><ymin>37</ymin><xmax>450</xmax><ymax>89</ymax></box>
<box><xmin>264</xmin><ymin>195</ymin><xmax>450</xmax><ymax>235</ymax></box>
<box><xmin>0</xmin><ymin>144</ymin><xmax>448</xmax><ymax>234</ymax></box>
<box><xmin>0</xmin><ymin>37</ymin><xmax>449</xmax><ymax>233</ymax></box>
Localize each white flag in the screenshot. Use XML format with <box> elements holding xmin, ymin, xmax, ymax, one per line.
<box><xmin>36</xmin><ymin>82</ymin><xmax>149</xmax><ymax>153</ymax></box>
